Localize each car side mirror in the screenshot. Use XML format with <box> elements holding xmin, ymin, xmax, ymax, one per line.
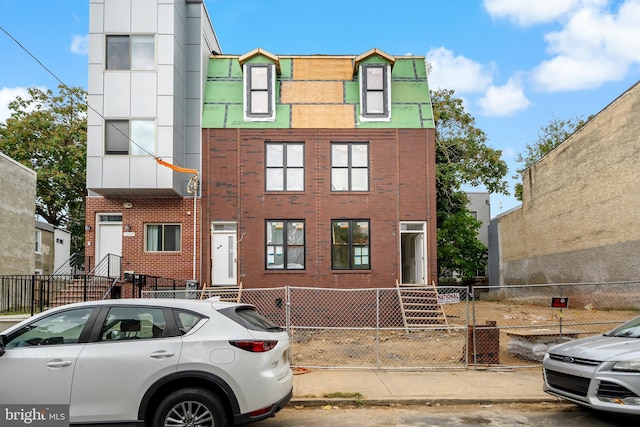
<box><xmin>0</xmin><ymin>335</ymin><xmax>5</xmax><ymax>357</ymax></box>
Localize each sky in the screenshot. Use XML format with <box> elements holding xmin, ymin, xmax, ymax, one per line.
<box><xmin>1</xmin><ymin>0</ymin><xmax>640</xmax><ymax>217</ymax></box>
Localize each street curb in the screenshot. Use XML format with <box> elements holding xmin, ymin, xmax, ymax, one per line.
<box><xmin>289</xmin><ymin>397</ymin><xmax>565</xmax><ymax>407</ymax></box>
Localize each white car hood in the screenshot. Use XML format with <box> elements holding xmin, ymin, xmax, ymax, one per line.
<box><xmin>550</xmin><ymin>335</ymin><xmax>640</xmax><ymax>362</ymax></box>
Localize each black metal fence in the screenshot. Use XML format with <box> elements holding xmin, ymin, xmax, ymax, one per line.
<box><xmin>0</xmin><ymin>275</ymin><xmax>116</xmax><ymax>316</ymax></box>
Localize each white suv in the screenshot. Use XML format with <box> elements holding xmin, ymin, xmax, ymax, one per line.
<box><xmin>0</xmin><ymin>298</ymin><xmax>293</xmax><ymax>426</ymax></box>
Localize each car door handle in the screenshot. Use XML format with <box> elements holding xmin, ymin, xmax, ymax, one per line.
<box><xmin>46</xmin><ymin>360</ymin><xmax>72</xmax><ymax>368</ymax></box>
<box><xmin>149</xmin><ymin>350</ymin><xmax>175</xmax><ymax>359</ymax></box>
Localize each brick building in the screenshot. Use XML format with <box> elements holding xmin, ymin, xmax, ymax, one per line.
<box><xmin>85</xmin><ymin>0</ymin><xmax>436</xmax><ymax>289</ymax></box>
<box><xmin>490</xmin><ymin>80</ymin><xmax>640</xmax><ymax>285</ymax></box>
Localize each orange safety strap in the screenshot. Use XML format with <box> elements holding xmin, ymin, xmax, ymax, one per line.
<box><xmin>156</xmin><ymin>158</ymin><xmax>199</xmax><ymax>175</ymax></box>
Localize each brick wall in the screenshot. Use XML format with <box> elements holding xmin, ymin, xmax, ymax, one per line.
<box><xmin>85</xmin><ymin>197</ymin><xmax>201</xmax><ymax>282</ymax></box>
<box><xmin>203</xmin><ymin>128</ymin><xmax>437</xmax><ymax>289</ymax></box>
<box><xmin>495</xmin><ymin>82</ymin><xmax>640</xmax><ymax>284</ymax></box>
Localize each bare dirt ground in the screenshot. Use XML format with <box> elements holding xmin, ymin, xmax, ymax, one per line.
<box><xmin>289</xmin><ymin>300</ymin><xmax>637</xmax><ymax>368</ymax></box>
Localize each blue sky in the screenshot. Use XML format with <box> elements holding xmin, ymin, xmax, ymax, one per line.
<box><xmin>1</xmin><ymin>0</ymin><xmax>640</xmax><ymax>217</ymax></box>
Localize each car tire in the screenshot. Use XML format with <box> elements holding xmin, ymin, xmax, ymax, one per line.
<box><xmin>153</xmin><ymin>387</ymin><xmax>227</xmax><ymax>427</ymax></box>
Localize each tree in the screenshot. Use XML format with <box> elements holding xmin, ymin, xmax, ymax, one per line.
<box><xmin>513</xmin><ymin>114</ymin><xmax>589</xmax><ymax>200</ymax></box>
<box><xmin>0</xmin><ymin>85</ymin><xmax>87</xmax><ymax>254</ymax></box>
<box><xmin>431</xmin><ymin>89</ymin><xmax>509</xmax><ymax>282</ymax></box>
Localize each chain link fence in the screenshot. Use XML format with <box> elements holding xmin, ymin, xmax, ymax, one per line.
<box><xmin>143</xmin><ymin>281</ymin><xmax>640</xmax><ymax>370</ymax></box>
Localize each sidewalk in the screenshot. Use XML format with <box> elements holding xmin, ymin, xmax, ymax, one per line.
<box><xmin>291</xmin><ymin>367</ymin><xmax>559</xmax><ymax>406</ymax></box>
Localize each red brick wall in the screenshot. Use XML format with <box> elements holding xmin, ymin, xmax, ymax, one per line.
<box><xmin>202</xmin><ymin>128</ymin><xmax>436</xmax><ymax>289</ymax></box>
<box><xmin>85</xmin><ymin>197</ymin><xmax>201</xmax><ymax>282</ymax></box>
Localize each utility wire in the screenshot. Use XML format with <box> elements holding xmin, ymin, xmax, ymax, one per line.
<box><xmin>1</xmin><ymin>24</ymin><xmax>157</xmax><ymax>160</ymax></box>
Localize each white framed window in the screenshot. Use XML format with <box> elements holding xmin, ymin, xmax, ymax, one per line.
<box><xmin>360</xmin><ymin>64</ymin><xmax>391</xmax><ymax>121</ymax></box>
<box><xmin>331</xmin><ymin>143</ymin><xmax>369</xmax><ymax>191</ymax></box>
<box><xmin>35</xmin><ymin>230</ymin><xmax>42</xmax><ymax>254</ymax></box>
<box><xmin>243</xmin><ymin>64</ymin><xmax>276</xmax><ymax>121</ymax></box>
<box><xmin>105</xmin><ymin>119</ymin><xmax>155</xmax><ymax>155</ymax></box>
<box><xmin>106</xmin><ymin>35</ymin><xmax>155</xmax><ymax>70</ymax></box>
<box><xmin>266</xmin><ymin>220</ymin><xmax>305</xmax><ymax>270</ymax></box>
<box><xmin>145</xmin><ymin>224</ymin><xmax>181</xmax><ymax>252</ymax></box>
<box><xmin>266</xmin><ymin>143</ymin><xmax>304</xmax><ymax>191</ymax></box>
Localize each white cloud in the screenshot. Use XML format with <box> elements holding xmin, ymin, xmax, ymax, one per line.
<box><xmin>426</xmin><ymin>47</ymin><xmax>495</xmax><ymax>94</ymax></box>
<box><xmin>0</xmin><ymin>87</ymin><xmax>30</xmax><ymax>124</ymax></box>
<box><xmin>483</xmin><ymin>0</ymin><xmax>606</xmax><ymax>26</ymax></box>
<box><xmin>70</xmin><ymin>34</ymin><xmax>89</xmax><ymax>55</ymax></box>
<box><xmin>531</xmin><ymin>0</ymin><xmax>640</xmax><ymax>91</ymax></box>
<box><xmin>477</xmin><ymin>78</ymin><xmax>530</xmax><ymax>117</ymax></box>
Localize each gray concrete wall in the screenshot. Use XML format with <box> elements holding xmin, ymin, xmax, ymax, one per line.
<box><xmin>496</xmin><ymin>81</ymin><xmax>640</xmax><ymax>284</ymax></box>
<box><xmin>0</xmin><ymin>153</ymin><xmax>36</xmax><ymax>275</ymax></box>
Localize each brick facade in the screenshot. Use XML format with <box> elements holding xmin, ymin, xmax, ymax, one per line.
<box><xmin>85</xmin><ymin>197</ymin><xmax>201</xmax><ymax>282</ymax></box>
<box><xmin>202</xmin><ymin>128</ymin><xmax>437</xmax><ymax>289</ymax></box>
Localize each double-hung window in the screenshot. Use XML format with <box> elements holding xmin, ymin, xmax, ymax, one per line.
<box><xmin>360</xmin><ymin>64</ymin><xmax>390</xmax><ymax>120</ymax></box>
<box><xmin>106</xmin><ymin>35</ymin><xmax>155</xmax><ymax>70</ymax></box>
<box><xmin>331</xmin><ymin>220</ymin><xmax>370</xmax><ymax>270</ymax></box>
<box><xmin>331</xmin><ymin>143</ymin><xmax>369</xmax><ymax>191</ymax></box>
<box><xmin>244</xmin><ymin>64</ymin><xmax>275</xmax><ymax>121</ymax></box>
<box><xmin>266</xmin><ymin>220</ymin><xmax>305</xmax><ymax>270</ymax></box>
<box><xmin>266</xmin><ymin>143</ymin><xmax>304</xmax><ymax>191</ymax></box>
<box><xmin>105</xmin><ymin>119</ymin><xmax>155</xmax><ymax>155</ymax></box>
<box><xmin>145</xmin><ymin>224</ymin><xmax>181</xmax><ymax>252</ymax></box>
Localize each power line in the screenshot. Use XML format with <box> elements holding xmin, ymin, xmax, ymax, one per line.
<box><xmin>0</xmin><ymin>24</ymin><xmax>157</xmax><ymax>160</ymax></box>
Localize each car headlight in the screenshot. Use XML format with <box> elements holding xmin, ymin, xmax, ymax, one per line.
<box><xmin>613</xmin><ymin>360</ymin><xmax>640</xmax><ymax>372</ymax></box>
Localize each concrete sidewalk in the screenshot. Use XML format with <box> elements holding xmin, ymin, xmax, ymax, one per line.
<box><xmin>291</xmin><ymin>367</ymin><xmax>559</xmax><ymax>406</ymax></box>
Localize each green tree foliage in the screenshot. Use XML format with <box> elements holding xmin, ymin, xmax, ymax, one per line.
<box><xmin>0</xmin><ymin>85</ymin><xmax>87</xmax><ymax>254</ymax></box>
<box><xmin>431</xmin><ymin>89</ymin><xmax>508</xmax><ymax>282</ymax></box>
<box><xmin>513</xmin><ymin>114</ymin><xmax>590</xmax><ymax>200</ymax></box>
<box><xmin>437</xmin><ymin>209</ymin><xmax>487</xmax><ymax>282</ymax></box>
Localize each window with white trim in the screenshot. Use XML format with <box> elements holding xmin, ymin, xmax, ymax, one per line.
<box><xmin>266</xmin><ymin>143</ymin><xmax>304</xmax><ymax>191</ymax></box>
<box><xmin>331</xmin><ymin>143</ymin><xmax>369</xmax><ymax>191</ymax></box>
<box><xmin>244</xmin><ymin>64</ymin><xmax>275</xmax><ymax>121</ymax></box>
<box><xmin>145</xmin><ymin>224</ymin><xmax>181</xmax><ymax>252</ymax></box>
<box><xmin>105</xmin><ymin>119</ymin><xmax>155</xmax><ymax>155</ymax></box>
<box><xmin>106</xmin><ymin>35</ymin><xmax>155</xmax><ymax>70</ymax></box>
<box><xmin>35</xmin><ymin>230</ymin><xmax>42</xmax><ymax>253</ymax></box>
<box><xmin>360</xmin><ymin>64</ymin><xmax>390</xmax><ymax>120</ymax></box>
<box><xmin>266</xmin><ymin>220</ymin><xmax>305</xmax><ymax>270</ymax></box>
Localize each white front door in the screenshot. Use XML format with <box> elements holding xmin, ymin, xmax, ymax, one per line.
<box><xmin>96</xmin><ymin>214</ymin><xmax>122</xmax><ymax>277</ymax></box>
<box><xmin>211</xmin><ymin>222</ymin><xmax>237</xmax><ymax>286</ymax></box>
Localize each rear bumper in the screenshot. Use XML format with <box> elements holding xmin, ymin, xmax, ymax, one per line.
<box><xmin>233</xmin><ymin>387</ymin><xmax>293</xmax><ymax>425</ymax></box>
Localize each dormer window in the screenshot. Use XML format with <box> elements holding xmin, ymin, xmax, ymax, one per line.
<box><xmin>243</xmin><ymin>63</ymin><xmax>276</xmax><ymax>121</ymax></box>
<box><xmin>361</xmin><ymin>64</ymin><xmax>390</xmax><ymax>120</ymax></box>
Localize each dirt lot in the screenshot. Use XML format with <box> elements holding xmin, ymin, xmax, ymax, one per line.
<box><xmin>289</xmin><ymin>300</ymin><xmax>637</xmax><ymax>369</ymax></box>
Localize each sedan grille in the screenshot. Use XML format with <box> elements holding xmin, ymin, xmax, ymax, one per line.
<box><xmin>597</xmin><ymin>380</ymin><xmax>639</xmax><ymax>399</ymax></box>
<box><xmin>547</xmin><ymin>353</ymin><xmax>600</xmax><ymax>366</ymax></box>
<box><xmin>545</xmin><ymin>369</ymin><xmax>591</xmax><ymax>397</ymax></box>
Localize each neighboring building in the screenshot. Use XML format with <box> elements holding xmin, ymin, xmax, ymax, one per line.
<box><xmin>85</xmin><ymin>0</ymin><xmax>437</xmax><ymax>289</ymax></box>
<box><xmin>466</xmin><ymin>191</ymin><xmax>490</xmax><ymax>278</ymax></box>
<box><xmin>54</xmin><ymin>228</ymin><xmax>72</xmax><ymax>273</ymax></box>
<box><xmin>85</xmin><ymin>0</ymin><xmax>220</xmax><ymax>280</ymax></box>
<box><xmin>466</xmin><ymin>192</ymin><xmax>490</xmax><ymax>249</ymax></box>
<box><xmin>35</xmin><ymin>221</ymin><xmax>55</xmax><ymax>275</ymax></box>
<box><xmin>490</xmin><ymin>80</ymin><xmax>640</xmax><ymax>285</ymax></box>
<box><xmin>0</xmin><ymin>152</ymin><xmax>36</xmax><ymax>275</ymax></box>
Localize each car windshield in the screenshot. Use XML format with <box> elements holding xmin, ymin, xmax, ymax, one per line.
<box><xmin>605</xmin><ymin>317</ymin><xmax>640</xmax><ymax>338</ymax></box>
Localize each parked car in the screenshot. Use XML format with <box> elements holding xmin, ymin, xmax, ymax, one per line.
<box><xmin>0</xmin><ymin>298</ymin><xmax>293</xmax><ymax>426</ymax></box>
<box><xmin>543</xmin><ymin>316</ymin><xmax>640</xmax><ymax>414</ymax></box>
